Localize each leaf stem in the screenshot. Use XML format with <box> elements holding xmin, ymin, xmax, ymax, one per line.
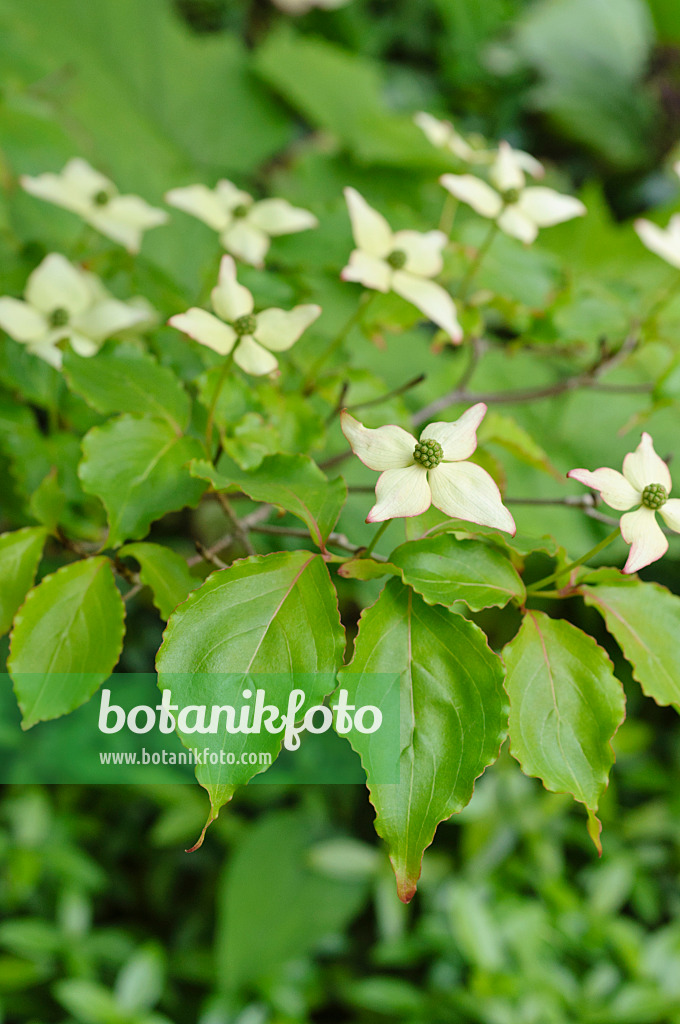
<box><xmin>205</xmin><ymin>352</ymin><xmax>235</xmax><ymax>456</ymax></box>
<box><xmin>526</xmin><ymin>527</ymin><xmax>621</xmax><ymax>594</ymax></box>
<box><xmin>456</xmin><ymin>221</ymin><xmax>498</xmax><ymax>301</ymax></box>
<box><xmin>363</xmin><ymin>519</ymin><xmax>391</xmax><ymax>558</ymax></box>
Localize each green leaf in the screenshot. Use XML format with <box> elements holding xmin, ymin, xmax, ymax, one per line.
<box><xmin>216</xmin><ymin>807</ymin><xmax>369</xmax><ymax>993</ymax></box>
<box><xmin>0</xmin><ymin>0</ymin><xmax>291</xmax><ymax>188</ymax></box>
<box><xmin>339</xmin><ymin>579</ymin><xmax>507</xmax><ymax>902</ymax></box>
<box><xmin>156</xmin><ymin>551</ymin><xmax>345</xmax><ymax>839</ymax></box>
<box><xmin>337</xmin><ymin>557</ymin><xmax>399</xmax><ymax>581</ymax></box>
<box><xmin>190</xmin><ymin>453</ymin><xmax>347</xmax><ymax>552</ymax></box>
<box><xmin>254</xmin><ymin>26</ymin><xmax>444</xmax><ymax>168</ymax></box>
<box><xmin>63</xmin><ymin>348</ymin><xmax>191</xmax><ymax>431</ymax></box>
<box><xmin>79</xmin><ymin>416</ymin><xmax>206</xmax><ymax>548</ymax></box>
<box><xmin>582</xmin><ymin>569</ymin><xmax>680</xmax><ymax>710</ymax></box>
<box><xmin>390</xmin><ymin>535</ymin><xmax>526</xmax><ymax>611</ymax></box>
<box><xmin>8</xmin><ymin>557</ymin><xmax>125</xmax><ymax>728</ymax></box>
<box><xmin>511</xmin><ymin>0</ymin><xmax>655</xmax><ymax>169</ymax></box>
<box><xmin>503</xmin><ymin>611</ymin><xmax>625</xmax><ymax>850</ymax></box>
<box><xmin>28</xmin><ymin>469</ymin><xmax>65</xmax><ymax>533</ymax></box>
<box><xmin>118</xmin><ymin>542</ymin><xmax>199</xmax><ymax>620</ymax></box>
<box><xmin>478</xmin><ymin>411</ymin><xmax>562</xmax><ymax>480</ymax></box>
<box><xmin>0</xmin><ymin>526</ymin><xmax>48</xmax><ymax>636</ymax></box>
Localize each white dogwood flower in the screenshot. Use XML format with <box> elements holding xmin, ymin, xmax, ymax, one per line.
<box><xmin>169</xmin><ymin>255</ymin><xmax>321</xmax><ymax>376</ymax></box>
<box><xmin>440</xmin><ymin>141</ymin><xmax>586</xmax><ymax>244</ymax></box>
<box><xmin>21</xmin><ymin>159</ymin><xmax>168</xmax><ymax>253</ymax></box>
<box><xmin>341</xmin><ymin>403</ymin><xmax>516</xmax><ymax>532</ymax></box>
<box><xmin>341</xmin><ymin>187</ymin><xmax>462</xmax><ymax>342</ymax></box>
<box><xmin>415</xmin><ymin>113</ymin><xmax>544</xmax><ymax>178</ymax></box>
<box><xmin>0</xmin><ymin>253</ymin><xmax>150</xmax><ymax>368</ymax></box>
<box><xmin>414</xmin><ymin>112</ymin><xmax>491</xmax><ymax>164</ymax></box>
<box><xmin>635</xmin><ymin>215</ymin><xmax>680</xmax><ymax>269</ymax></box>
<box><xmin>568</xmin><ymin>433</ymin><xmax>680</xmax><ymax>574</ymax></box>
<box><xmin>165</xmin><ymin>180</ymin><xmax>317</xmax><ymax>267</ymax></box>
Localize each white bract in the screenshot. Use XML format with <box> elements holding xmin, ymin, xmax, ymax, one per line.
<box><xmin>634</xmin><ymin>214</ymin><xmax>680</xmax><ymax>269</ymax></box>
<box><xmin>568</xmin><ymin>433</ymin><xmax>680</xmax><ymax>574</ymax></box>
<box><xmin>341</xmin><ymin>403</ymin><xmax>516</xmax><ymax>533</ymax></box>
<box><xmin>168</xmin><ymin>255</ymin><xmax>321</xmax><ymax>376</ymax></box>
<box><xmin>415</xmin><ymin>113</ymin><xmax>544</xmax><ymax>177</ymax></box>
<box><xmin>341</xmin><ymin>187</ymin><xmax>462</xmax><ymax>342</ymax></box>
<box><xmin>165</xmin><ymin>180</ymin><xmax>317</xmax><ymax>268</ymax></box>
<box><xmin>21</xmin><ymin>159</ymin><xmax>168</xmax><ymax>253</ymax></box>
<box><xmin>440</xmin><ymin>141</ymin><xmax>586</xmax><ymax>244</ymax></box>
<box><xmin>0</xmin><ymin>253</ymin><xmax>151</xmax><ymax>368</ymax></box>
<box><xmin>414</xmin><ymin>112</ymin><xmax>491</xmax><ymax>164</ymax></box>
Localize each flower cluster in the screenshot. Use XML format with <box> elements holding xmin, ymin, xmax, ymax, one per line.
<box><xmin>569</xmin><ymin>433</ymin><xmax>680</xmax><ymax>574</ymax></box>
<box><xmin>169</xmin><ymin>256</ymin><xmax>320</xmax><ymax>376</ymax></box>
<box><xmin>341</xmin><ymin>403</ymin><xmax>516</xmax><ymax>534</ymax></box>
<box><xmin>341</xmin><ymin>187</ymin><xmax>462</xmax><ymax>342</ymax></box>
<box><xmin>0</xmin><ymin>253</ymin><xmax>150</xmax><ymax>368</ymax></box>
<box><xmin>441</xmin><ymin>141</ymin><xmax>586</xmax><ymax>245</ymax></box>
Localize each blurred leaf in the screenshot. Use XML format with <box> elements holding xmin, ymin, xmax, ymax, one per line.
<box><xmin>115</xmin><ymin>945</ymin><xmax>164</xmax><ymax>1014</ymax></box>
<box><xmin>0</xmin><ymin>0</ymin><xmax>291</xmax><ymax>188</ymax></box>
<box><xmin>216</xmin><ymin>807</ymin><xmax>369</xmax><ymax>992</ymax></box>
<box><xmin>254</xmin><ymin>26</ymin><xmax>444</xmax><ymax>168</ymax></box>
<box><xmin>510</xmin><ymin>0</ymin><xmax>656</xmax><ymax>169</ymax></box>
<box><xmin>28</xmin><ymin>469</ymin><xmax>66</xmax><ymax>532</ymax></box>
<box><xmin>479</xmin><ymin>411</ymin><xmax>562</xmax><ymax>479</ymax></box>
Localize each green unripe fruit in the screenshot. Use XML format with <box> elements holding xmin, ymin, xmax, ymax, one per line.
<box><xmin>413</xmin><ymin>439</ymin><xmax>443</xmax><ymax>469</ymax></box>
<box><xmin>641</xmin><ymin>483</ymin><xmax>668</xmax><ymax>510</ymax></box>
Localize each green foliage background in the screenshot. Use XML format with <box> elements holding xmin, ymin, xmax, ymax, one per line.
<box><xmin>2</xmin><ymin>0</ymin><xmax>680</xmax><ymax>1020</ymax></box>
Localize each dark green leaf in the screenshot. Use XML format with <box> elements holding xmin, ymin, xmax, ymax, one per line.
<box><xmin>582</xmin><ymin>569</ymin><xmax>680</xmax><ymax>710</ymax></box>
<box><xmin>339</xmin><ymin>579</ymin><xmax>507</xmax><ymax>902</ymax></box>
<box><xmin>503</xmin><ymin>611</ymin><xmax>625</xmax><ymax>849</ymax></box>
<box><xmin>156</xmin><ymin>551</ymin><xmax>345</xmax><ymax>836</ymax></box>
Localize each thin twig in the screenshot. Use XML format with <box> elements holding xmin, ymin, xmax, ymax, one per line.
<box><xmin>193</xmin><ymin>540</ymin><xmax>228</xmax><ymax>570</ymax></box>
<box><xmin>413</xmin><ymin>326</ymin><xmax>648</xmax><ymax>425</ymax></box>
<box><xmin>187</xmin><ymin>505</ymin><xmax>272</xmax><ymax>567</ymax></box>
<box><xmin>214</xmin><ymin>492</ymin><xmax>256</xmax><ymax>556</ymax></box>
<box><xmin>250</xmin><ymin>522</ymin><xmax>378</xmax><ymax>557</ymax></box>
<box><xmin>345</xmin><ymin>374</ymin><xmax>426</xmax><ymax>414</ymax></box>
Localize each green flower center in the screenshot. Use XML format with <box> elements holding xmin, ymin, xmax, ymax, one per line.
<box><xmin>232</xmin><ymin>203</ymin><xmax>250</xmax><ymax>219</ymax></box>
<box><xmin>50</xmin><ymin>307</ymin><xmax>70</xmax><ymax>327</ymax></box>
<box><xmin>93</xmin><ymin>190</ymin><xmax>111</xmax><ymax>206</ymax></box>
<box><xmin>642</xmin><ymin>483</ymin><xmax>668</xmax><ymax>510</ymax></box>
<box><xmin>233</xmin><ymin>313</ymin><xmax>257</xmax><ymax>337</ymax></box>
<box><xmin>502</xmin><ymin>188</ymin><xmax>521</xmax><ymax>205</ymax></box>
<box><xmin>413</xmin><ymin>439</ymin><xmax>443</xmax><ymax>469</ymax></box>
<box><xmin>386</xmin><ymin>249</ymin><xmax>407</xmax><ymax>270</ymax></box>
